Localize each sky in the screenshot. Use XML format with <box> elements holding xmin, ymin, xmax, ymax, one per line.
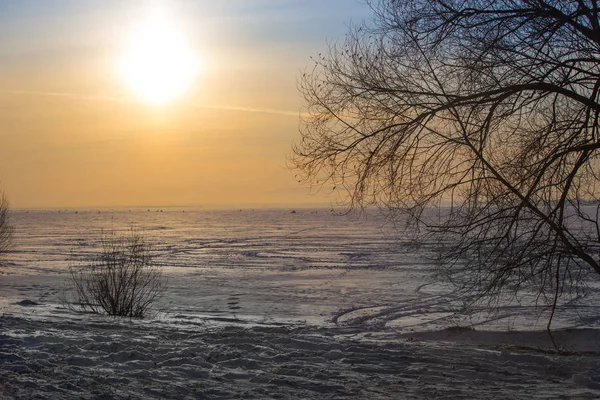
<box><xmin>0</xmin><ymin>0</ymin><xmax>371</xmax><ymax>208</ymax></box>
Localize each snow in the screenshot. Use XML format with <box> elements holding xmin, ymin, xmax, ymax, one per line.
<box><xmin>2</xmin><ymin>315</ymin><xmax>600</xmax><ymax>399</ymax></box>
<box><xmin>1</xmin><ymin>208</ymin><xmax>600</xmax><ymax>398</ymax></box>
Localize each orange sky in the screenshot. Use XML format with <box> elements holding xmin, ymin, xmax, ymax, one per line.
<box><xmin>0</xmin><ymin>1</ymin><xmax>369</xmax><ymax>208</ymax></box>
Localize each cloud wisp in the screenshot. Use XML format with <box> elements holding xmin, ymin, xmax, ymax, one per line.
<box><xmin>2</xmin><ymin>89</ymin><xmax>305</xmax><ymax>118</ymax></box>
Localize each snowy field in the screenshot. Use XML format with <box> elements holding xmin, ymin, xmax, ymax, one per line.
<box><xmin>1</xmin><ymin>208</ymin><xmax>600</xmax><ymax>399</ymax></box>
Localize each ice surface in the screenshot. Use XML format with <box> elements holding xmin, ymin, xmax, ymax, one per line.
<box><xmin>1</xmin><ymin>208</ymin><xmax>600</xmax><ymax>398</ymax></box>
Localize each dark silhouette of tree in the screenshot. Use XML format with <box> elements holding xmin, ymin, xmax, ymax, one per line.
<box><xmin>293</xmin><ymin>0</ymin><xmax>600</xmax><ymax>329</ymax></box>
<box><xmin>0</xmin><ymin>191</ymin><xmax>13</xmax><ymax>264</ymax></box>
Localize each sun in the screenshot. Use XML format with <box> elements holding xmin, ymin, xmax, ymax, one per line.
<box><xmin>118</xmin><ymin>12</ymin><xmax>199</xmax><ymax>105</ymax></box>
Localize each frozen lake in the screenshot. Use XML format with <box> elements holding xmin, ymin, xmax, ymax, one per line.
<box><xmin>2</xmin><ymin>208</ymin><xmax>433</xmax><ymax>327</ymax></box>
<box><xmin>2</xmin><ymin>208</ymin><xmax>600</xmax><ymax>399</ymax></box>
<box><xmin>2</xmin><ymin>207</ymin><xmax>599</xmax><ymax>331</ymax></box>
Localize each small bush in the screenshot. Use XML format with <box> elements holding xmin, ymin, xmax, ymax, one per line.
<box><xmin>0</xmin><ymin>192</ymin><xmax>13</xmax><ymax>265</ymax></box>
<box><xmin>68</xmin><ymin>229</ymin><xmax>165</xmax><ymax>318</ymax></box>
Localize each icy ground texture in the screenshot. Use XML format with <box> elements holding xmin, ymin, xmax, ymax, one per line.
<box><xmin>2</xmin><ymin>315</ymin><xmax>600</xmax><ymax>399</ymax></box>
<box><xmin>4</xmin><ymin>208</ymin><xmax>600</xmax><ymax>330</ymax></box>
<box><xmin>2</xmin><ymin>208</ymin><xmax>600</xmax><ymax>398</ymax></box>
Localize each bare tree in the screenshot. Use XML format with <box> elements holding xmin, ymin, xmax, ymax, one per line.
<box><xmin>67</xmin><ymin>229</ymin><xmax>165</xmax><ymax>318</ymax></box>
<box><xmin>0</xmin><ymin>191</ymin><xmax>13</xmax><ymax>265</ymax></box>
<box><xmin>293</xmin><ymin>0</ymin><xmax>600</xmax><ymax>328</ymax></box>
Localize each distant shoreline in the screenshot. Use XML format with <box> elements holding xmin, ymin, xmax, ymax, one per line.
<box><xmin>11</xmin><ymin>203</ymin><xmax>333</xmax><ymax>212</ymax></box>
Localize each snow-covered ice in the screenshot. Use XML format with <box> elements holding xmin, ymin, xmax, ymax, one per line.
<box><xmin>1</xmin><ymin>208</ymin><xmax>600</xmax><ymax>399</ymax></box>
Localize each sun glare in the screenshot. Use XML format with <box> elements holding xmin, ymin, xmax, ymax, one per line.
<box><xmin>119</xmin><ymin>12</ymin><xmax>199</xmax><ymax>105</ymax></box>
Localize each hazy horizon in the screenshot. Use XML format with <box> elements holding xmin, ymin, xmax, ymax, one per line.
<box><xmin>9</xmin><ymin>201</ymin><xmax>334</xmax><ymax>211</ymax></box>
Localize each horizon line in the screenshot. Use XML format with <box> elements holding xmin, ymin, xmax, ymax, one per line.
<box><xmin>10</xmin><ymin>203</ymin><xmax>336</xmax><ymax>211</ymax></box>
